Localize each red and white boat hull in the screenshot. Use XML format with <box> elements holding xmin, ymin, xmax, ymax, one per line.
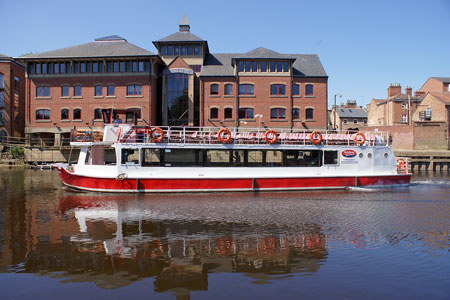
<box><xmin>54</xmin><ymin>166</ymin><xmax>411</xmax><ymax>193</ymax></box>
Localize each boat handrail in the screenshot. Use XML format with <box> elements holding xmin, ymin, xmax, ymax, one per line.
<box><xmin>71</xmin><ymin>125</ymin><xmax>390</xmax><ymax>147</ymax></box>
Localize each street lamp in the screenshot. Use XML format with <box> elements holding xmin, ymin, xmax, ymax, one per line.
<box><xmin>334</xmin><ymin>93</ymin><xmax>342</xmax><ymax>130</ymax></box>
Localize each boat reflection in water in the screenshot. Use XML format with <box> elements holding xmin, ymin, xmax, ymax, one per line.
<box><xmin>21</xmin><ymin>193</ymin><xmax>328</xmax><ymax>296</ymax></box>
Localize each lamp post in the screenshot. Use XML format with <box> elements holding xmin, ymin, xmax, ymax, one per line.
<box><xmin>333</xmin><ymin>93</ymin><xmax>342</xmax><ymax>130</ymax></box>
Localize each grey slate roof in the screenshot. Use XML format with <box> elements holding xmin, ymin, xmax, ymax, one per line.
<box><xmin>233</xmin><ymin>47</ymin><xmax>296</xmax><ymax>60</ymax></box>
<box><xmin>19</xmin><ymin>36</ymin><xmax>155</xmax><ymax>59</ymax></box>
<box><xmin>200</xmin><ymin>51</ymin><xmax>327</xmax><ymax>77</ymax></box>
<box><xmin>336</xmin><ymin>108</ymin><xmax>367</xmax><ymax>118</ymax></box>
<box><xmin>431</xmin><ymin>77</ymin><xmax>450</xmax><ymax>83</ymax></box>
<box><xmin>156</xmin><ymin>31</ymin><xmax>205</xmax><ymax>42</ymax></box>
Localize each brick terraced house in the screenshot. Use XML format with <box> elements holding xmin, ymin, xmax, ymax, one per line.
<box><xmin>17</xmin><ymin>16</ymin><xmax>328</xmax><ymax>144</ymax></box>
<box><xmin>0</xmin><ymin>54</ymin><xmax>25</xmax><ymax>141</ymax></box>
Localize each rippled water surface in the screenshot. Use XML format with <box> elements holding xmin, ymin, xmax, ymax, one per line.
<box><xmin>0</xmin><ymin>169</ymin><xmax>449</xmax><ymax>299</ymax></box>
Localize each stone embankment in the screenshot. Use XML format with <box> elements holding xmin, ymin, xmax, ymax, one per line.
<box><xmin>395</xmin><ymin>150</ymin><xmax>450</xmax><ymax>172</ymax></box>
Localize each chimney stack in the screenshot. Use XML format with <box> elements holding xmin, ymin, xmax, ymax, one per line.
<box><xmin>388</xmin><ymin>83</ymin><xmax>401</xmax><ymax>98</ymax></box>
<box><xmin>405</xmin><ymin>86</ymin><xmax>412</xmax><ymax>97</ymax></box>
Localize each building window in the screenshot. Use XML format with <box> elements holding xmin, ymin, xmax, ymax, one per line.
<box><xmin>73</xmin><ymin>109</ymin><xmax>81</xmax><ymax>120</ymax></box>
<box><xmin>189</xmin><ymin>65</ymin><xmax>201</xmax><ymax>72</ymax></box>
<box><xmin>95</xmin><ymin>85</ymin><xmax>102</xmax><ymax>96</ymax></box>
<box><xmin>0</xmin><ymin>110</ymin><xmax>3</xmax><ymax>125</ymax></box>
<box><xmin>292</xmin><ymin>84</ymin><xmax>300</xmax><ymax>96</ymax></box>
<box><xmin>174</xmin><ymin>45</ymin><xmax>180</xmax><ymax>55</ymax></box>
<box><xmin>210</xmin><ymin>107</ymin><xmax>219</xmax><ymax>119</ymax></box>
<box><xmin>167</xmin><ymin>45</ymin><xmax>173</xmax><ymax>55</ymax></box>
<box><xmin>194</xmin><ymin>45</ymin><xmax>200</xmax><ymax>55</ymax></box>
<box><xmin>260</xmin><ymin>61</ymin><xmax>267</xmax><ymax>72</ymax></box>
<box><xmin>36</xmin><ymin>86</ymin><xmax>50</xmax><ymax>97</ymax></box>
<box><xmin>401</xmin><ymin>103</ymin><xmax>408</xmax><ymax>109</ymax></box>
<box><xmin>61</xmin><ymin>109</ymin><xmax>69</xmax><ymax>120</ymax></box>
<box><xmin>292</xmin><ymin>108</ymin><xmax>300</xmax><ymax>120</ymax></box>
<box><xmin>210</xmin><ymin>84</ymin><xmax>219</xmax><ymax>95</ymax></box>
<box><xmin>132</xmin><ymin>61</ymin><xmax>138</xmax><ymax>72</ymax></box>
<box><xmin>271</xmin><ymin>108</ymin><xmax>286</xmax><ymax>119</ymax></box>
<box><xmin>305</xmin><ymin>84</ymin><xmax>314</xmax><ymax>96</ymax></box>
<box><xmin>225</xmin><ymin>84</ymin><xmax>233</xmax><ymax>95</ymax></box>
<box><xmin>0</xmin><ymin>74</ymin><xmax>3</xmax><ymax>89</ymax></box>
<box><xmin>0</xmin><ymin>91</ymin><xmax>3</xmax><ymax>107</ymax></box>
<box><xmin>74</xmin><ymin>85</ymin><xmax>82</xmax><ymax>97</ymax></box>
<box><xmin>238</xmin><ymin>84</ymin><xmax>254</xmax><ymax>95</ymax></box>
<box><xmin>107</xmin><ymin>85</ymin><xmax>115</xmax><ymax>96</ymax></box>
<box><xmin>61</xmin><ymin>86</ymin><xmax>69</xmax><ymax>97</ymax></box>
<box><xmin>306</xmin><ymin>108</ymin><xmax>314</xmax><ymax>120</ymax></box>
<box><xmin>160</xmin><ymin>45</ymin><xmax>167</xmax><ymax>56</ymax></box>
<box><xmin>354</xmin><ymin>119</ymin><xmax>358</xmax><ymax>124</ymax></box>
<box><xmin>238</xmin><ymin>61</ymin><xmax>244</xmax><ymax>72</ymax></box>
<box><xmin>343</xmin><ymin>119</ymin><xmax>348</xmax><ymax>124</ymax></box>
<box><xmin>127</xmin><ymin>84</ymin><xmax>142</xmax><ymax>96</ymax></box>
<box><xmin>270</xmin><ymin>61</ymin><xmax>276</xmax><ymax>72</ymax></box>
<box><xmin>239</xmin><ymin>108</ymin><xmax>254</xmax><ymax>119</ymax></box>
<box><xmin>181</xmin><ymin>45</ymin><xmax>186</xmax><ymax>55</ymax></box>
<box><xmin>283</xmin><ymin>61</ymin><xmax>289</xmax><ymax>72</ymax></box>
<box><xmin>224</xmin><ymin>107</ymin><xmax>233</xmax><ymax>119</ymax></box>
<box><xmin>401</xmin><ymin>114</ymin><xmax>407</xmax><ymax>123</ymax></box>
<box><xmin>167</xmin><ymin>73</ymin><xmax>189</xmax><ymax>125</ymax></box>
<box><xmin>14</xmin><ymin>77</ymin><xmax>19</xmax><ymax>93</ymax></box>
<box><xmin>36</xmin><ymin>109</ymin><xmax>50</xmax><ymax>120</ymax></box>
<box><xmin>94</xmin><ymin>108</ymin><xmax>102</xmax><ymax>120</ymax></box>
<box><xmin>271</xmin><ymin>84</ymin><xmax>286</xmax><ymax>96</ymax></box>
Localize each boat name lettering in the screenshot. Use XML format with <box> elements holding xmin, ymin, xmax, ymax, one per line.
<box><xmin>342</xmin><ymin>150</ymin><xmax>357</xmax><ymax>158</ymax></box>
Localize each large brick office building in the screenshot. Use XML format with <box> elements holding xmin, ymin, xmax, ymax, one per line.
<box><xmin>18</xmin><ymin>16</ymin><xmax>328</xmax><ymax>144</ymax></box>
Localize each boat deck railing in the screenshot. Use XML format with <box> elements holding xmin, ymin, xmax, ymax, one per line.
<box><xmin>71</xmin><ymin>125</ymin><xmax>390</xmax><ymax>147</ymax></box>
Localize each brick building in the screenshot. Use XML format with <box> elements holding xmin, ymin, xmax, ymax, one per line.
<box><xmin>366</xmin><ymin>83</ymin><xmax>423</xmax><ymax>127</ymax></box>
<box><xmin>330</xmin><ymin>100</ymin><xmax>367</xmax><ymax>131</ymax></box>
<box><xmin>17</xmin><ymin>16</ymin><xmax>328</xmax><ymax>144</ymax></box>
<box><xmin>0</xmin><ymin>54</ymin><xmax>26</xmax><ymax>141</ymax></box>
<box><xmin>18</xmin><ymin>36</ymin><xmax>162</xmax><ymax>145</ymax></box>
<box><xmin>420</xmin><ymin>77</ymin><xmax>450</xmax><ymax>93</ymax></box>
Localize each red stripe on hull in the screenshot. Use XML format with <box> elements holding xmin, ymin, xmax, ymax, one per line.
<box><xmin>54</xmin><ymin>167</ymin><xmax>411</xmax><ymax>193</ymax></box>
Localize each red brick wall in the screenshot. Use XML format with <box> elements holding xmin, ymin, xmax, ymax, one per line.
<box><xmin>414</xmin><ymin>122</ymin><xmax>448</xmax><ymax>150</ymax></box>
<box><xmin>201</xmin><ymin>76</ymin><xmax>328</xmax><ymax>130</ymax></box>
<box><xmin>365</xmin><ymin>125</ymin><xmax>414</xmax><ymax>150</ymax></box>
<box><xmin>27</xmin><ymin>75</ymin><xmax>154</xmax><ymax>129</ymax></box>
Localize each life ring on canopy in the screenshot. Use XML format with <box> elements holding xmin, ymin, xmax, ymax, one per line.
<box><xmin>310</xmin><ymin>130</ymin><xmax>322</xmax><ymax>144</ymax></box>
<box><xmin>151</xmin><ymin>127</ymin><xmax>164</xmax><ymax>143</ymax></box>
<box><xmin>264</xmin><ymin>129</ymin><xmax>278</xmax><ymax>144</ymax></box>
<box><xmin>397</xmin><ymin>158</ymin><xmax>407</xmax><ymax>172</ymax></box>
<box><xmin>217</xmin><ymin>128</ymin><xmax>232</xmax><ymax>143</ymax></box>
<box><xmin>354</xmin><ymin>132</ymin><xmax>365</xmax><ymax>146</ymax></box>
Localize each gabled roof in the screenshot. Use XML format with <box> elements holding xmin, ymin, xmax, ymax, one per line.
<box><xmin>233</xmin><ymin>47</ymin><xmax>296</xmax><ymax>60</ymax></box>
<box><xmin>429</xmin><ymin>92</ymin><xmax>450</xmax><ymax>105</ymax></box>
<box><xmin>19</xmin><ymin>36</ymin><xmax>155</xmax><ymax>59</ymax></box>
<box><xmin>200</xmin><ymin>52</ymin><xmax>327</xmax><ymax>77</ymax></box>
<box><xmin>336</xmin><ymin>108</ymin><xmax>367</xmax><ymax>118</ymax></box>
<box><xmin>431</xmin><ymin>77</ymin><xmax>450</xmax><ymax>83</ymax></box>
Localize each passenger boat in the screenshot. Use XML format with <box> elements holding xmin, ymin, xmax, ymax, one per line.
<box><xmin>53</xmin><ymin>120</ymin><xmax>411</xmax><ymax>193</ymax></box>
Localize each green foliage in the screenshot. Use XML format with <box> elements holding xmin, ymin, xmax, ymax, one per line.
<box><xmin>9</xmin><ymin>146</ymin><xmax>25</xmax><ymax>159</ymax></box>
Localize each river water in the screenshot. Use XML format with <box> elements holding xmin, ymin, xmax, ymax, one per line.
<box><xmin>0</xmin><ymin>168</ymin><xmax>449</xmax><ymax>300</ymax></box>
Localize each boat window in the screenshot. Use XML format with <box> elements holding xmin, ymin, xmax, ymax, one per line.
<box><xmin>142</xmin><ymin>148</ymin><xmax>162</xmax><ymax>166</ymax></box>
<box><xmin>206</xmin><ymin>150</ymin><xmax>231</xmax><ymax>167</ymax></box>
<box><xmin>324</xmin><ymin>150</ymin><xmax>338</xmax><ymax>165</ymax></box>
<box><xmin>164</xmin><ymin>148</ymin><xmax>203</xmax><ymax>167</ymax></box>
<box><xmin>284</xmin><ymin>150</ymin><xmax>322</xmax><ymax>167</ymax></box>
<box><xmin>247</xmin><ymin>150</ymin><xmax>283</xmax><ymax>167</ymax></box>
<box><xmin>121</xmin><ymin>148</ymin><xmax>139</xmax><ymax>165</ymax></box>
<box><xmin>105</xmin><ymin>148</ymin><xmax>116</xmax><ymax>165</ymax></box>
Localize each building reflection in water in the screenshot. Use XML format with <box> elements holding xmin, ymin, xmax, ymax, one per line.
<box><xmin>1</xmin><ymin>191</ymin><xmax>328</xmax><ymax>298</ymax></box>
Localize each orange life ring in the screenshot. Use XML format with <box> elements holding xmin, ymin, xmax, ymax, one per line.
<box><xmin>397</xmin><ymin>158</ymin><xmax>407</xmax><ymax>172</ymax></box>
<box><xmin>354</xmin><ymin>132</ymin><xmax>365</xmax><ymax>146</ymax></box>
<box><xmin>264</xmin><ymin>129</ymin><xmax>278</xmax><ymax>144</ymax></box>
<box><xmin>151</xmin><ymin>127</ymin><xmax>164</xmax><ymax>143</ymax></box>
<box><xmin>310</xmin><ymin>130</ymin><xmax>322</xmax><ymax>144</ymax></box>
<box><xmin>217</xmin><ymin>128</ymin><xmax>232</xmax><ymax>143</ymax></box>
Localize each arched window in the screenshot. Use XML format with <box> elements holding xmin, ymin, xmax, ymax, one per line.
<box><xmin>270</xmin><ymin>84</ymin><xmax>286</xmax><ymax>95</ymax></box>
<box><xmin>36</xmin><ymin>109</ymin><xmax>50</xmax><ymax>120</ymax></box>
<box><xmin>210</xmin><ymin>84</ymin><xmax>219</xmax><ymax>95</ymax></box>
<box><xmin>292</xmin><ymin>84</ymin><xmax>300</xmax><ymax>96</ymax></box>
<box><xmin>61</xmin><ymin>109</ymin><xmax>69</xmax><ymax>120</ymax></box>
<box><xmin>238</xmin><ymin>84</ymin><xmax>254</xmax><ymax>95</ymax></box>
<box><xmin>224</xmin><ymin>107</ymin><xmax>233</xmax><ymax>119</ymax></box>
<box><xmin>73</xmin><ymin>109</ymin><xmax>81</xmax><ymax>120</ymax></box>
<box><xmin>94</xmin><ymin>108</ymin><xmax>102</xmax><ymax>120</ymax></box>
<box><xmin>306</xmin><ymin>108</ymin><xmax>314</xmax><ymax>120</ymax></box>
<box><xmin>167</xmin><ymin>73</ymin><xmax>189</xmax><ymax>125</ymax></box>
<box><xmin>271</xmin><ymin>108</ymin><xmax>286</xmax><ymax>119</ymax></box>
<box><xmin>210</xmin><ymin>107</ymin><xmax>219</xmax><ymax>119</ymax></box>
<box><xmin>292</xmin><ymin>108</ymin><xmax>300</xmax><ymax>120</ymax></box>
<box><xmin>239</xmin><ymin>108</ymin><xmax>254</xmax><ymax>119</ymax></box>
<box><xmin>224</xmin><ymin>84</ymin><xmax>233</xmax><ymax>95</ymax></box>
<box><xmin>305</xmin><ymin>84</ymin><xmax>314</xmax><ymax>96</ymax></box>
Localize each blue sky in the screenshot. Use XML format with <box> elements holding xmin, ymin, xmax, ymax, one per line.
<box><xmin>1</xmin><ymin>0</ymin><xmax>449</xmax><ymax>107</ymax></box>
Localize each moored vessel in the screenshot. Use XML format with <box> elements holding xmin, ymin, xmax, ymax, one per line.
<box><xmin>53</xmin><ymin>119</ymin><xmax>411</xmax><ymax>193</ymax></box>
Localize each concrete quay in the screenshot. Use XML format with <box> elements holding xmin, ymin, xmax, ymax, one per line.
<box><xmin>395</xmin><ymin>150</ymin><xmax>450</xmax><ymax>172</ymax></box>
